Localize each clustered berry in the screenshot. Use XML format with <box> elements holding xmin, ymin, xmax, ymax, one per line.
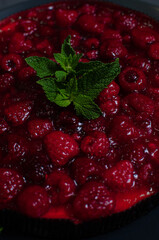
<box><xmin>0</xmin><ymin>0</ymin><xmax>159</xmax><ymax>223</ymax></box>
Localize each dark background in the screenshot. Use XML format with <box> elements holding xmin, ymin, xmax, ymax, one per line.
<box><xmin>0</xmin><ymin>0</ymin><xmax>159</xmax><ymax>239</ymax></box>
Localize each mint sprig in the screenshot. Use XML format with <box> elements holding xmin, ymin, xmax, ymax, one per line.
<box><xmin>25</xmin><ymin>36</ymin><xmax>120</xmax><ymax>120</ymax></box>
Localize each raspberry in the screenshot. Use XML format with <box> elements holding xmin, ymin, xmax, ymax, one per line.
<box><xmin>28</xmin><ymin>119</ymin><xmax>53</xmax><ymax>138</ymax></box>
<box><xmin>99</xmin><ymin>81</ymin><xmax>120</xmax><ymax>102</ymax></box>
<box><xmin>4</xmin><ymin>101</ymin><xmax>33</xmax><ymax>126</ymax></box>
<box><xmin>60</xmin><ymin>29</ymin><xmax>81</xmax><ymax>48</ymax></box>
<box><xmin>0</xmin><ymin>118</ymin><xmax>9</xmax><ymax>134</ymax></box>
<box><xmin>17</xmin><ymin>185</ymin><xmax>50</xmax><ymax>217</ymax></box>
<box><xmin>138</xmin><ymin>163</ymin><xmax>154</xmax><ymax>184</ymax></box>
<box><xmin>101</xmin><ymin>29</ymin><xmax>122</xmax><ymax>42</ymax></box>
<box><xmin>119</xmin><ymin>67</ymin><xmax>147</xmax><ymax>92</ymax></box>
<box><xmin>132</xmin><ymin>26</ymin><xmax>159</xmax><ymax>49</ymax></box>
<box><xmin>83</xmin><ymin>38</ymin><xmax>99</xmax><ymax>49</ymax></box>
<box><xmin>73</xmin><ymin>181</ymin><xmax>115</xmax><ymax>220</ymax></box>
<box><xmin>77</xmin><ymin>14</ymin><xmax>104</xmax><ymax>35</ymax></box>
<box><xmin>78</xmin><ymin>4</ymin><xmax>96</xmax><ymax>14</ymax></box>
<box><xmin>18</xmin><ymin>67</ymin><xmax>36</xmax><ymax>82</ymax></box>
<box><xmin>82</xmin><ymin>116</ymin><xmax>106</xmax><ymax>133</ymax></box>
<box><xmin>100</xmin><ymin>96</ymin><xmax>120</xmax><ymax>116</ymax></box>
<box><xmin>0</xmin><ymin>73</ymin><xmax>15</xmax><ymax>93</ymax></box>
<box><xmin>103</xmin><ymin>160</ymin><xmax>134</xmax><ymax>190</ymax></box>
<box><xmin>72</xmin><ymin>157</ymin><xmax>102</xmax><ymax>185</ymax></box>
<box><xmin>147</xmin><ymin>141</ymin><xmax>159</xmax><ymax>165</ymax></box>
<box><xmin>2</xmin><ymin>54</ymin><xmax>23</xmax><ymax>72</ymax></box>
<box><xmin>7</xmin><ymin>134</ymin><xmax>29</xmax><ymax>160</ymax></box>
<box><xmin>81</xmin><ymin>131</ymin><xmax>110</xmax><ymax>157</ymax></box>
<box><xmin>19</xmin><ymin>20</ymin><xmax>37</xmax><ymax>35</ymax></box>
<box><xmin>128</xmin><ymin>56</ymin><xmax>151</xmax><ymax>72</ymax></box>
<box><xmin>123</xmin><ymin>93</ymin><xmax>155</xmax><ymax>116</ymax></box>
<box><xmin>44</xmin><ymin>131</ymin><xmax>79</xmax><ymax>166</ymax></box>
<box><xmin>9</xmin><ymin>33</ymin><xmax>32</xmax><ymax>53</ymax></box>
<box><xmin>0</xmin><ymin>168</ymin><xmax>24</xmax><ymax>204</ymax></box>
<box><xmin>45</xmin><ymin>171</ymin><xmax>76</xmax><ymax>204</ymax></box>
<box><xmin>100</xmin><ymin>40</ymin><xmax>128</xmax><ymax>59</ymax></box>
<box><xmin>55</xmin><ymin>9</ymin><xmax>78</xmax><ymax>27</ymax></box>
<box><xmin>111</xmin><ymin>115</ymin><xmax>140</xmax><ymax>143</ymax></box>
<box><xmin>85</xmin><ymin>50</ymin><xmax>99</xmax><ymax>60</ymax></box>
<box><xmin>115</xmin><ymin>14</ymin><xmax>137</xmax><ymax>32</ymax></box>
<box><xmin>36</xmin><ymin>39</ymin><xmax>54</xmax><ymax>56</ymax></box>
<box><xmin>149</xmin><ymin>42</ymin><xmax>159</xmax><ymax>60</ymax></box>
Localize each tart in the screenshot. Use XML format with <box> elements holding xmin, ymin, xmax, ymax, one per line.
<box><xmin>1</xmin><ymin>0</ymin><xmax>159</xmax><ymax>238</ymax></box>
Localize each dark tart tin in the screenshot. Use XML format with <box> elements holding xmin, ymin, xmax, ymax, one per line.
<box><xmin>0</xmin><ymin>0</ymin><xmax>159</xmax><ymax>239</ymax></box>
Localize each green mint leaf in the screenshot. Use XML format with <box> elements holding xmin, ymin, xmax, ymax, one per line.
<box><xmin>53</xmin><ymin>53</ymin><xmax>68</xmax><ymax>71</ymax></box>
<box><xmin>67</xmin><ymin>77</ymin><xmax>78</xmax><ymax>96</ymax></box>
<box><xmin>54</xmin><ymin>91</ymin><xmax>71</xmax><ymax>107</ymax></box>
<box><xmin>77</xmin><ymin>59</ymin><xmax>120</xmax><ymax>99</ymax></box>
<box><xmin>55</xmin><ymin>71</ymin><xmax>67</xmax><ymax>82</ymax></box>
<box><xmin>37</xmin><ymin>78</ymin><xmax>57</xmax><ymax>102</ymax></box>
<box><xmin>61</xmin><ymin>35</ymin><xmax>76</xmax><ymax>57</ymax></box>
<box><xmin>25</xmin><ymin>56</ymin><xmax>57</xmax><ymax>78</ymax></box>
<box><xmin>73</xmin><ymin>94</ymin><xmax>102</xmax><ymax>120</ymax></box>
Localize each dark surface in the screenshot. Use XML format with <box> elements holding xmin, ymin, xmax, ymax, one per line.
<box><xmin>0</xmin><ymin>0</ymin><xmax>159</xmax><ymax>239</ymax></box>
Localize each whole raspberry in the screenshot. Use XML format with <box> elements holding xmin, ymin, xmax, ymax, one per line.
<box><xmin>100</xmin><ymin>40</ymin><xmax>128</xmax><ymax>59</ymax></box>
<box><xmin>115</xmin><ymin>14</ymin><xmax>137</xmax><ymax>32</ymax></box>
<box><xmin>128</xmin><ymin>56</ymin><xmax>151</xmax><ymax>72</ymax></box>
<box><xmin>101</xmin><ymin>29</ymin><xmax>122</xmax><ymax>42</ymax></box>
<box><xmin>7</xmin><ymin>134</ymin><xmax>29</xmax><ymax>160</ymax></box>
<box><xmin>81</xmin><ymin>131</ymin><xmax>110</xmax><ymax>157</ymax></box>
<box><xmin>111</xmin><ymin>115</ymin><xmax>140</xmax><ymax>143</ymax></box>
<box><xmin>149</xmin><ymin>42</ymin><xmax>159</xmax><ymax>60</ymax></box>
<box><xmin>45</xmin><ymin>171</ymin><xmax>76</xmax><ymax>204</ymax></box>
<box><xmin>99</xmin><ymin>81</ymin><xmax>120</xmax><ymax>102</ymax></box>
<box><xmin>72</xmin><ymin>157</ymin><xmax>102</xmax><ymax>185</ymax></box>
<box><xmin>36</xmin><ymin>39</ymin><xmax>54</xmax><ymax>56</ymax></box>
<box><xmin>55</xmin><ymin>9</ymin><xmax>78</xmax><ymax>27</ymax></box>
<box><xmin>17</xmin><ymin>185</ymin><xmax>50</xmax><ymax>218</ymax></box>
<box><xmin>9</xmin><ymin>32</ymin><xmax>32</xmax><ymax>53</ymax></box>
<box><xmin>0</xmin><ymin>118</ymin><xmax>9</xmax><ymax>134</ymax></box>
<box><xmin>77</xmin><ymin>14</ymin><xmax>104</xmax><ymax>35</ymax></box>
<box><xmin>103</xmin><ymin>160</ymin><xmax>134</xmax><ymax>190</ymax></box>
<box><xmin>4</xmin><ymin>101</ymin><xmax>33</xmax><ymax>126</ymax></box>
<box><xmin>73</xmin><ymin>181</ymin><xmax>115</xmax><ymax>220</ymax></box>
<box><xmin>19</xmin><ymin>20</ymin><xmax>37</xmax><ymax>35</ymax></box>
<box><xmin>18</xmin><ymin>67</ymin><xmax>36</xmax><ymax>82</ymax></box>
<box><xmin>44</xmin><ymin>131</ymin><xmax>79</xmax><ymax>166</ymax></box>
<box><xmin>132</xmin><ymin>26</ymin><xmax>159</xmax><ymax>49</ymax></box>
<box><xmin>100</xmin><ymin>96</ymin><xmax>120</xmax><ymax>116</ymax></box>
<box><xmin>28</xmin><ymin>119</ymin><xmax>53</xmax><ymax>138</ymax></box>
<box><xmin>82</xmin><ymin>116</ymin><xmax>106</xmax><ymax>133</ymax></box>
<box><xmin>119</xmin><ymin>67</ymin><xmax>147</xmax><ymax>92</ymax></box>
<box><xmin>2</xmin><ymin>54</ymin><xmax>23</xmax><ymax>72</ymax></box>
<box><xmin>0</xmin><ymin>73</ymin><xmax>15</xmax><ymax>93</ymax></box>
<box><xmin>0</xmin><ymin>168</ymin><xmax>24</xmax><ymax>204</ymax></box>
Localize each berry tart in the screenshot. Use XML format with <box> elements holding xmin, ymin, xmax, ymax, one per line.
<box><xmin>1</xmin><ymin>0</ymin><xmax>159</xmax><ymax>238</ymax></box>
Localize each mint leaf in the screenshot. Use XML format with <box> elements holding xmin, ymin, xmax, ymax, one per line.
<box><xmin>55</xmin><ymin>71</ymin><xmax>67</xmax><ymax>82</ymax></box>
<box><xmin>67</xmin><ymin>77</ymin><xmax>78</xmax><ymax>96</ymax></box>
<box><xmin>61</xmin><ymin>35</ymin><xmax>76</xmax><ymax>57</ymax></box>
<box><xmin>77</xmin><ymin>59</ymin><xmax>120</xmax><ymax>99</ymax></box>
<box><xmin>54</xmin><ymin>92</ymin><xmax>71</xmax><ymax>107</ymax></box>
<box><xmin>73</xmin><ymin>94</ymin><xmax>102</xmax><ymax>120</ymax></box>
<box><xmin>37</xmin><ymin>78</ymin><xmax>57</xmax><ymax>102</ymax></box>
<box><xmin>25</xmin><ymin>56</ymin><xmax>57</xmax><ymax>78</ymax></box>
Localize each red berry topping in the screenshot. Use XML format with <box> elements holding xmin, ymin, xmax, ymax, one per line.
<box><xmin>81</xmin><ymin>131</ymin><xmax>109</xmax><ymax>157</ymax></box>
<box><xmin>119</xmin><ymin>67</ymin><xmax>147</xmax><ymax>92</ymax></box>
<box><xmin>28</xmin><ymin>119</ymin><xmax>53</xmax><ymax>138</ymax></box>
<box><xmin>103</xmin><ymin>160</ymin><xmax>134</xmax><ymax>191</ymax></box>
<box><xmin>55</xmin><ymin>9</ymin><xmax>78</xmax><ymax>27</ymax></box>
<box><xmin>0</xmin><ymin>118</ymin><xmax>9</xmax><ymax>134</ymax></box>
<box><xmin>0</xmin><ymin>168</ymin><xmax>24</xmax><ymax>204</ymax></box>
<box><xmin>46</xmin><ymin>171</ymin><xmax>76</xmax><ymax>204</ymax></box>
<box><xmin>4</xmin><ymin>101</ymin><xmax>33</xmax><ymax>126</ymax></box>
<box><xmin>73</xmin><ymin>181</ymin><xmax>115</xmax><ymax>220</ymax></box>
<box><xmin>72</xmin><ymin>157</ymin><xmax>102</xmax><ymax>185</ymax></box>
<box><xmin>83</xmin><ymin>116</ymin><xmax>106</xmax><ymax>133</ymax></box>
<box><xmin>83</xmin><ymin>38</ymin><xmax>100</xmax><ymax>49</ymax></box>
<box><xmin>101</xmin><ymin>29</ymin><xmax>122</xmax><ymax>42</ymax></box>
<box><xmin>44</xmin><ymin>131</ymin><xmax>79</xmax><ymax>166</ymax></box>
<box><xmin>115</xmin><ymin>14</ymin><xmax>137</xmax><ymax>32</ymax></box>
<box><xmin>99</xmin><ymin>81</ymin><xmax>120</xmax><ymax>102</ymax></box>
<box><xmin>100</xmin><ymin>96</ymin><xmax>120</xmax><ymax>116</ymax></box>
<box><xmin>17</xmin><ymin>185</ymin><xmax>50</xmax><ymax>217</ymax></box>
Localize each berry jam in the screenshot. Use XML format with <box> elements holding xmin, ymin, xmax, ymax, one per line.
<box><xmin>0</xmin><ymin>0</ymin><xmax>159</xmax><ymax>222</ymax></box>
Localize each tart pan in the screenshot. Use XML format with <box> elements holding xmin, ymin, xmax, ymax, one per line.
<box><xmin>0</xmin><ymin>0</ymin><xmax>159</xmax><ymax>239</ymax></box>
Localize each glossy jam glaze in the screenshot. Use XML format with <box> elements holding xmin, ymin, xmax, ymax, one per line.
<box><xmin>0</xmin><ymin>0</ymin><xmax>159</xmax><ymax>222</ymax></box>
